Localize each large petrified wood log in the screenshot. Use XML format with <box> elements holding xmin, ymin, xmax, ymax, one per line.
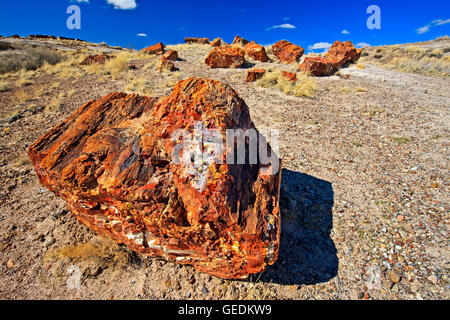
<box><xmin>28</xmin><ymin>77</ymin><xmax>281</xmax><ymax>279</ymax></box>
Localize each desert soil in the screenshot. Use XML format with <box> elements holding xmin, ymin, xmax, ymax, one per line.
<box><xmin>0</xmin><ymin>38</ymin><xmax>448</xmax><ymax>300</ymax></box>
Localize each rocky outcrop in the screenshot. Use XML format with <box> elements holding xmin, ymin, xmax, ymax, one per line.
<box><xmin>280</xmin><ymin>71</ymin><xmax>297</xmax><ymax>82</ymax></box>
<box><xmin>324</xmin><ymin>40</ymin><xmax>361</xmax><ymax>68</ymax></box>
<box><xmin>162</xmin><ymin>50</ymin><xmax>179</xmax><ymax>61</ymax></box>
<box><xmin>205</xmin><ymin>46</ymin><xmax>245</xmax><ymax>68</ymax></box>
<box><xmin>231</xmin><ymin>35</ymin><xmax>249</xmax><ymax>47</ymax></box>
<box><xmin>184</xmin><ymin>37</ymin><xmax>210</xmax><ymax>44</ymax></box>
<box><xmin>141</xmin><ymin>42</ymin><xmax>165</xmax><ymax>55</ymax></box>
<box><xmin>298</xmin><ymin>57</ymin><xmax>335</xmax><ymax>76</ymax></box>
<box><xmin>272</xmin><ymin>40</ymin><xmax>304</xmax><ymax>64</ymax></box>
<box><xmin>28</xmin><ymin>77</ymin><xmax>281</xmax><ymax>279</ymax></box>
<box><xmin>210</xmin><ymin>38</ymin><xmax>222</xmax><ymax>47</ymax></box>
<box><xmin>80</xmin><ymin>54</ymin><xmax>111</xmax><ymax>66</ymax></box>
<box><xmin>245</xmin><ymin>69</ymin><xmax>266</xmax><ymax>82</ymax></box>
<box><xmin>244</xmin><ymin>42</ymin><xmax>269</xmax><ymax>62</ymax></box>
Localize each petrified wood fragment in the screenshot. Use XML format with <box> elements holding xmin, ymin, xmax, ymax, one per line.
<box><xmin>245</xmin><ymin>69</ymin><xmax>266</xmax><ymax>83</ymax></box>
<box><xmin>324</xmin><ymin>40</ymin><xmax>361</xmax><ymax>68</ymax></box>
<box><xmin>272</xmin><ymin>40</ymin><xmax>304</xmax><ymax>64</ymax></box>
<box><xmin>80</xmin><ymin>54</ymin><xmax>111</xmax><ymax>65</ymax></box>
<box><xmin>205</xmin><ymin>46</ymin><xmax>245</xmax><ymax>69</ymax></box>
<box><xmin>28</xmin><ymin>77</ymin><xmax>282</xmax><ymax>279</ymax></box>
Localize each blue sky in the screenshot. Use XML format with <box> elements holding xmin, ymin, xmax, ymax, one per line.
<box><xmin>0</xmin><ymin>0</ymin><xmax>449</xmax><ymax>51</ymax></box>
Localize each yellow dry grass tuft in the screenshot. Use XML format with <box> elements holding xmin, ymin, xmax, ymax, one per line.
<box><xmin>255</xmin><ymin>70</ymin><xmax>318</xmax><ymax>98</ymax></box>
<box><xmin>14</xmin><ymin>154</ymin><xmax>30</xmax><ymax>167</ymax></box>
<box><xmin>46</xmin><ymin>92</ymin><xmax>65</xmax><ymax>112</ymax></box>
<box><xmin>0</xmin><ymin>80</ymin><xmax>10</xmax><ymax>92</ymax></box>
<box><xmin>45</xmin><ymin>239</ymin><xmax>131</xmax><ymax>270</ymax></box>
<box><xmin>125</xmin><ymin>78</ymin><xmax>153</xmax><ymax>96</ymax></box>
<box><xmin>14</xmin><ymin>88</ymin><xmax>29</xmax><ymax>104</ymax></box>
<box><xmin>104</xmin><ymin>53</ymin><xmax>130</xmax><ymax>79</ymax></box>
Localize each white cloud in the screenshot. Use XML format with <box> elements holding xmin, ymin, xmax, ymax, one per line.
<box><xmin>72</xmin><ymin>0</ymin><xmax>89</xmax><ymax>2</ymax></box>
<box><xmin>417</xmin><ymin>18</ymin><xmax>450</xmax><ymax>34</ymax></box>
<box><xmin>106</xmin><ymin>0</ymin><xmax>137</xmax><ymax>10</ymax></box>
<box><xmin>417</xmin><ymin>25</ymin><xmax>430</xmax><ymax>34</ymax></box>
<box><xmin>137</xmin><ymin>33</ymin><xmax>147</xmax><ymax>37</ymax></box>
<box><xmin>356</xmin><ymin>42</ymin><xmax>371</xmax><ymax>48</ymax></box>
<box><xmin>308</xmin><ymin>42</ymin><xmax>332</xmax><ymax>51</ymax></box>
<box><xmin>432</xmin><ymin>18</ymin><xmax>450</xmax><ymax>26</ymax></box>
<box><xmin>266</xmin><ymin>23</ymin><xmax>296</xmax><ymax>31</ymax></box>
<box><xmin>341</xmin><ymin>29</ymin><xmax>350</xmax><ymax>35</ymax></box>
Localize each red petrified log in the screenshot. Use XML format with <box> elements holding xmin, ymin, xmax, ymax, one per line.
<box><xmin>80</xmin><ymin>54</ymin><xmax>111</xmax><ymax>65</ymax></box>
<box><xmin>184</xmin><ymin>37</ymin><xmax>210</xmax><ymax>44</ymax></box>
<box><xmin>210</xmin><ymin>38</ymin><xmax>222</xmax><ymax>47</ymax></box>
<box><xmin>272</xmin><ymin>40</ymin><xmax>304</xmax><ymax>64</ymax></box>
<box><xmin>245</xmin><ymin>69</ymin><xmax>266</xmax><ymax>82</ymax></box>
<box><xmin>244</xmin><ymin>42</ymin><xmax>269</xmax><ymax>62</ymax></box>
<box><xmin>298</xmin><ymin>57</ymin><xmax>335</xmax><ymax>76</ymax></box>
<box><xmin>158</xmin><ymin>56</ymin><xmax>176</xmax><ymax>72</ymax></box>
<box><xmin>231</xmin><ymin>35</ymin><xmax>250</xmax><ymax>47</ymax></box>
<box><xmin>27</xmin><ymin>77</ymin><xmax>282</xmax><ymax>279</ymax></box>
<box><xmin>280</xmin><ymin>71</ymin><xmax>297</xmax><ymax>82</ymax></box>
<box><xmin>162</xmin><ymin>50</ymin><xmax>179</xmax><ymax>61</ymax></box>
<box><xmin>324</xmin><ymin>40</ymin><xmax>361</xmax><ymax>68</ymax></box>
<box><xmin>205</xmin><ymin>46</ymin><xmax>245</xmax><ymax>68</ymax></box>
<box><xmin>141</xmin><ymin>42</ymin><xmax>165</xmax><ymax>55</ymax></box>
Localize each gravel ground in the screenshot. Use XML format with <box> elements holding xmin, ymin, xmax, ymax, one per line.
<box><xmin>0</xmin><ymin>39</ymin><xmax>448</xmax><ymax>300</ymax></box>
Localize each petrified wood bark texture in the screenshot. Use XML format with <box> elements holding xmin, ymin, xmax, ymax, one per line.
<box><xmin>28</xmin><ymin>77</ymin><xmax>281</xmax><ymax>279</ymax></box>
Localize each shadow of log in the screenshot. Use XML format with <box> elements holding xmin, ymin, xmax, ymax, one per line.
<box><xmin>258</xmin><ymin>168</ymin><xmax>338</xmax><ymax>285</ymax></box>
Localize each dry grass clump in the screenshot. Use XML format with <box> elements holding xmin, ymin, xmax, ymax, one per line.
<box><xmin>142</xmin><ymin>56</ymin><xmax>160</xmax><ymax>71</ymax></box>
<box><xmin>0</xmin><ymin>80</ymin><xmax>9</xmax><ymax>92</ymax></box>
<box><xmin>392</xmin><ymin>136</ymin><xmax>410</xmax><ymax>144</ymax></box>
<box><xmin>82</xmin><ymin>52</ymin><xmax>133</xmax><ymax>79</ymax></box>
<box><xmin>47</xmin><ymin>92</ymin><xmax>66</xmax><ymax>112</ymax></box>
<box><xmin>361</xmin><ymin>45</ymin><xmax>450</xmax><ymax>77</ymax></box>
<box><xmin>340</xmin><ymin>86</ymin><xmax>352</xmax><ymax>94</ymax></box>
<box><xmin>255</xmin><ymin>69</ymin><xmax>318</xmax><ymax>98</ymax></box>
<box><xmin>104</xmin><ymin>53</ymin><xmax>129</xmax><ymax>79</ymax></box>
<box><xmin>45</xmin><ymin>240</ymin><xmax>131</xmax><ymax>270</ymax></box>
<box><xmin>389</xmin><ymin>56</ymin><xmax>450</xmax><ymax>77</ymax></box>
<box><xmin>14</xmin><ymin>88</ymin><xmax>29</xmax><ymax>104</ymax></box>
<box><xmin>125</xmin><ymin>77</ymin><xmax>153</xmax><ymax>96</ymax></box>
<box><xmin>0</xmin><ymin>44</ymin><xmax>63</xmax><ymax>74</ymax></box>
<box><xmin>16</xmin><ymin>70</ymin><xmax>36</xmax><ymax>87</ymax></box>
<box><xmin>14</xmin><ymin>154</ymin><xmax>30</xmax><ymax>167</ymax></box>
<box><xmin>41</xmin><ymin>51</ymin><xmax>85</xmax><ymax>79</ymax></box>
